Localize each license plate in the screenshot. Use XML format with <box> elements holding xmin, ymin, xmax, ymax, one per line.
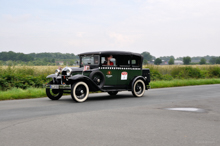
<box><xmin>50</xmin><ymin>85</ymin><xmax>59</xmax><ymax>89</ymax></box>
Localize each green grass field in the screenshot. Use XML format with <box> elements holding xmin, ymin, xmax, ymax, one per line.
<box><xmin>1</xmin><ymin>78</ymin><xmax>220</xmax><ymax>101</ymax></box>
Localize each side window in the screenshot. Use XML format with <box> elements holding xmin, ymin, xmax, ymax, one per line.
<box><xmin>131</xmin><ymin>60</ymin><xmax>136</xmax><ymax>65</ymax></box>
<box><xmin>131</xmin><ymin>56</ymin><xmax>141</xmax><ymax>68</ymax></box>
<box><xmin>101</xmin><ymin>56</ymin><xmax>117</xmax><ymax>66</ymax></box>
<box><xmin>119</xmin><ymin>55</ymin><xmax>131</xmax><ymax>67</ymax></box>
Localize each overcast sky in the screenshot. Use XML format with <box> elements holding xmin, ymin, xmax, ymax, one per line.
<box><xmin>0</xmin><ymin>0</ymin><xmax>220</xmax><ymax>57</ymax></box>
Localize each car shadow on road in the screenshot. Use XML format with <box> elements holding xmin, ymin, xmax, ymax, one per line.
<box><xmin>87</xmin><ymin>94</ymin><xmax>134</xmax><ymax>101</ymax></box>
<box><xmin>55</xmin><ymin>93</ymin><xmax>135</xmax><ymax>103</ymax></box>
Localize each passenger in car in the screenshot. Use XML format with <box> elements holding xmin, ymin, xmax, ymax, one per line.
<box><xmin>103</xmin><ymin>55</ymin><xmax>114</xmax><ymax>65</ymax></box>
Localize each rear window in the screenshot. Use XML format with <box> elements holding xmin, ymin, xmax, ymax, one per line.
<box><xmin>131</xmin><ymin>56</ymin><xmax>141</xmax><ymax>67</ymax></box>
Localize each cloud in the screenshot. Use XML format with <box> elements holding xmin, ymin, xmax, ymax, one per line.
<box><xmin>0</xmin><ymin>0</ymin><xmax>220</xmax><ymax>57</ymax></box>
<box><xmin>2</xmin><ymin>14</ymin><xmax>32</xmax><ymax>23</ymax></box>
<box><xmin>108</xmin><ymin>32</ymin><xmax>134</xmax><ymax>46</ymax></box>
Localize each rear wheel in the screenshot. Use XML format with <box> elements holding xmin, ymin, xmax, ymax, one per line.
<box><xmin>46</xmin><ymin>81</ymin><xmax>63</xmax><ymax>100</ymax></box>
<box><xmin>132</xmin><ymin>79</ymin><xmax>145</xmax><ymax>97</ymax></box>
<box><xmin>108</xmin><ymin>91</ymin><xmax>118</xmax><ymax>96</ymax></box>
<box><xmin>71</xmin><ymin>81</ymin><xmax>89</xmax><ymax>102</ymax></box>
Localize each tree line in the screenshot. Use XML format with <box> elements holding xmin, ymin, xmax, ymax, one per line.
<box><xmin>0</xmin><ymin>51</ymin><xmax>34</xmax><ymax>62</ymax></box>
<box><xmin>141</xmin><ymin>51</ymin><xmax>220</xmax><ymax>65</ymax></box>
<box><xmin>0</xmin><ymin>51</ymin><xmax>220</xmax><ymax>66</ymax></box>
<box><xmin>0</xmin><ymin>51</ymin><xmax>79</xmax><ymax>66</ymax></box>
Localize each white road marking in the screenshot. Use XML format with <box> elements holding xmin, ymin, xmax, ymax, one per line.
<box><xmin>166</xmin><ymin>108</ymin><xmax>204</xmax><ymax>112</ymax></box>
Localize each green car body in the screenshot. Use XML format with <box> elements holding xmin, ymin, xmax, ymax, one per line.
<box><xmin>45</xmin><ymin>51</ymin><xmax>150</xmax><ymax>102</ymax></box>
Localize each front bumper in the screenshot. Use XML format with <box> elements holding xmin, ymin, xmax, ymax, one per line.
<box><xmin>44</xmin><ymin>84</ymin><xmax>71</xmax><ymax>89</ymax></box>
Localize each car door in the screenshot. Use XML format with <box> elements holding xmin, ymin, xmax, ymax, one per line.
<box><xmin>100</xmin><ymin>56</ymin><xmax>118</xmax><ymax>86</ymax></box>
<box><xmin>117</xmin><ymin>55</ymin><xmax>142</xmax><ymax>88</ymax></box>
<box><xmin>116</xmin><ymin>55</ymin><xmax>131</xmax><ymax>87</ymax></box>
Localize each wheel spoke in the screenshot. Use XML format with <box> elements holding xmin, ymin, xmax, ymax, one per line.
<box><xmin>134</xmin><ymin>81</ymin><xmax>144</xmax><ymax>95</ymax></box>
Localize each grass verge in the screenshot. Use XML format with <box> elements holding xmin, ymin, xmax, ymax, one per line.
<box><xmin>0</xmin><ymin>78</ymin><xmax>220</xmax><ymax>100</ymax></box>
<box><xmin>150</xmin><ymin>78</ymin><xmax>220</xmax><ymax>88</ymax></box>
<box><xmin>0</xmin><ymin>88</ymin><xmax>45</xmax><ymax>100</ymax></box>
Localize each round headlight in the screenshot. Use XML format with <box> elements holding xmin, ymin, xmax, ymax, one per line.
<box><xmin>67</xmin><ymin>69</ymin><xmax>71</xmax><ymax>76</ymax></box>
<box><xmin>55</xmin><ymin>69</ymin><xmax>60</xmax><ymax>76</ymax></box>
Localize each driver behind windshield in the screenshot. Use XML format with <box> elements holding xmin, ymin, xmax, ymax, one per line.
<box><xmin>103</xmin><ymin>55</ymin><xmax>114</xmax><ymax>65</ymax></box>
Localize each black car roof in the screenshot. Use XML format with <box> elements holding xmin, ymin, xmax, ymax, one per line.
<box><xmin>78</xmin><ymin>51</ymin><xmax>142</xmax><ymax>57</ymax></box>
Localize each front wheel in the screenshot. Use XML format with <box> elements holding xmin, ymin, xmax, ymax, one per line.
<box><xmin>71</xmin><ymin>81</ymin><xmax>89</xmax><ymax>102</ymax></box>
<box><xmin>46</xmin><ymin>88</ymin><xmax>63</xmax><ymax>100</ymax></box>
<box><xmin>132</xmin><ymin>79</ymin><xmax>145</xmax><ymax>97</ymax></box>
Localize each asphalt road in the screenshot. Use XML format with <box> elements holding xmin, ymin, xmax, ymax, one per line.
<box><xmin>0</xmin><ymin>84</ymin><xmax>220</xmax><ymax>146</ymax></box>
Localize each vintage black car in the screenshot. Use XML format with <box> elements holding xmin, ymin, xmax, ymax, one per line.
<box><xmin>45</xmin><ymin>51</ymin><xmax>150</xmax><ymax>102</ymax></box>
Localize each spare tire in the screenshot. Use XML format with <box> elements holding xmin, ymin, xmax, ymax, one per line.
<box><xmin>89</xmin><ymin>71</ymin><xmax>105</xmax><ymax>88</ymax></box>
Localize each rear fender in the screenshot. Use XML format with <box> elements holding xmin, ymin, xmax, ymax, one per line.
<box><xmin>131</xmin><ymin>76</ymin><xmax>147</xmax><ymax>90</ymax></box>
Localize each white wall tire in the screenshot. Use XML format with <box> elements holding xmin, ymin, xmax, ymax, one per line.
<box><xmin>71</xmin><ymin>81</ymin><xmax>89</xmax><ymax>102</ymax></box>
<box><xmin>132</xmin><ymin>79</ymin><xmax>145</xmax><ymax>97</ymax></box>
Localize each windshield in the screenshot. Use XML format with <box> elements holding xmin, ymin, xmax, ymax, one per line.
<box><xmin>81</xmin><ymin>55</ymin><xmax>99</xmax><ymax>65</ymax></box>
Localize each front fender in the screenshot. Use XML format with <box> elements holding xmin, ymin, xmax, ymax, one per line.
<box><xmin>68</xmin><ymin>74</ymin><xmax>89</xmax><ymax>80</ymax></box>
<box><xmin>46</xmin><ymin>74</ymin><xmax>57</xmax><ymax>78</ymax></box>
<box><xmin>68</xmin><ymin>75</ymin><xmax>101</xmax><ymax>91</ymax></box>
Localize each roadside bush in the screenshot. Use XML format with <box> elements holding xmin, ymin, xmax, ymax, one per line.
<box><xmin>162</xmin><ymin>74</ymin><xmax>173</xmax><ymax>81</ymax></box>
<box><xmin>208</xmin><ymin>66</ymin><xmax>220</xmax><ymax>77</ymax></box>
<box><xmin>0</xmin><ymin>66</ymin><xmax>51</xmax><ymax>90</ymax></box>
<box><xmin>149</xmin><ymin>68</ymin><xmax>163</xmax><ymax>80</ymax></box>
<box><xmin>145</xmin><ymin>65</ymin><xmax>220</xmax><ymax>81</ymax></box>
<box><xmin>171</xmin><ymin>67</ymin><xmax>202</xmax><ymax>79</ymax></box>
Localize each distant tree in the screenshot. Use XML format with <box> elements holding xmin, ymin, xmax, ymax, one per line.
<box><xmin>160</xmin><ymin>56</ymin><xmax>175</xmax><ymax>62</ymax></box>
<box><xmin>168</xmin><ymin>58</ymin><xmax>174</xmax><ymax>65</ymax></box>
<box><xmin>0</xmin><ymin>51</ymin><xmax>33</xmax><ymax>62</ymax></box>
<box><xmin>183</xmin><ymin>56</ymin><xmax>191</xmax><ymax>65</ymax></box>
<box><xmin>69</xmin><ymin>60</ymin><xmax>75</xmax><ymax>66</ymax></box>
<box><xmin>216</xmin><ymin>57</ymin><xmax>220</xmax><ymax>64</ymax></box>
<box><xmin>199</xmin><ymin>58</ymin><xmax>206</xmax><ymax>65</ymax></box>
<box><xmin>143</xmin><ymin>59</ymin><xmax>148</xmax><ymax>65</ymax></box>
<box><xmin>154</xmin><ymin>58</ymin><xmax>162</xmax><ymax>65</ymax></box>
<box><xmin>141</xmin><ymin>52</ymin><xmax>155</xmax><ymax>61</ymax></box>
<box><xmin>43</xmin><ymin>58</ymin><xmax>48</xmax><ymax>62</ymax></box>
<box><xmin>209</xmin><ymin>57</ymin><xmax>216</xmax><ymax>64</ymax></box>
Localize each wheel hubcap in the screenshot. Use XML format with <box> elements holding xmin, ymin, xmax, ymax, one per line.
<box><xmin>135</xmin><ymin>82</ymin><xmax>143</xmax><ymax>95</ymax></box>
<box><xmin>75</xmin><ymin>85</ymin><xmax>86</xmax><ymax>99</ymax></box>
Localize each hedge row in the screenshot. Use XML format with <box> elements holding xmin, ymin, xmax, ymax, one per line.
<box><xmin>0</xmin><ymin>66</ymin><xmax>52</xmax><ymax>90</ymax></box>
<box><xmin>1</xmin><ymin>65</ymin><xmax>220</xmax><ymax>91</ymax></box>
<box><xmin>149</xmin><ymin>66</ymin><xmax>220</xmax><ymax>81</ymax></box>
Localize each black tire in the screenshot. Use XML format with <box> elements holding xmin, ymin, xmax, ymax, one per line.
<box><xmin>132</xmin><ymin>79</ymin><xmax>145</xmax><ymax>97</ymax></box>
<box><xmin>108</xmin><ymin>91</ymin><xmax>118</xmax><ymax>96</ymax></box>
<box><xmin>46</xmin><ymin>82</ymin><xmax>63</xmax><ymax>100</ymax></box>
<box><xmin>89</xmin><ymin>71</ymin><xmax>105</xmax><ymax>88</ymax></box>
<box><xmin>71</xmin><ymin>81</ymin><xmax>89</xmax><ymax>102</ymax></box>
